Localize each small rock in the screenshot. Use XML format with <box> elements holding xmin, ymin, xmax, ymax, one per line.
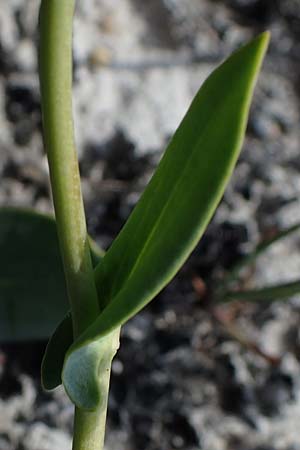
<box><xmin>257</xmin><ymin>370</ymin><xmax>294</xmax><ymax>416</ymax></box>
<box><xmin>23</xmin><ymin>423</ymin><xmax>71</xmax><ymax>450</ymax></box>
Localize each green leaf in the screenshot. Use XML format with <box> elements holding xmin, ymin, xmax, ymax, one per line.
<box><xmin>0</xmin><ymin>208</ymin><xmax>102</xmax><ymax>342</ymax></box>
<box><xmin>41</xmin><ymin>312</ymin><xmax>120</xmax><ymax>401</ymax></box>
<box><xmin>61</xmin><ymin>32</ymin><xmax>269</xmax><ymax>410</ymax></box>
<box><xmin>41</xmin><ymin>312</ymin><xmax>73</xmax><ymax>390</ymax></box>
<box><xmin>63</xmin><ymin>327</ymin><xmax>120</xmax><ymax>410</ymax></box>
<box><xmin>221</xmin><ymin>222</ymin><xmax>300</xmax><ymax>286</ymax></box>
<box><xmin>222</xmin><ymin>279</ymin><xmax>300</xmax><ymax>303</ymax></box>
<box><xmin>0</xmin><ymin>208</ymin><xmax>68</xmax><ymax>340</ymax></box>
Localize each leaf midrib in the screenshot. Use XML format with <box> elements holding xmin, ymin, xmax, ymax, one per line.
<box><xmin>105</xmin><ymin>85</ymin><xmax>237</xmax><ymax>303</ymax></box>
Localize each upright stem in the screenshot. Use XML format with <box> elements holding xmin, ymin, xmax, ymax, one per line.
<box><xmin>39</xmin><ymin>2</ymin><xmax>110</xmax><ymax>449</ymax></box>
<box><xmin>39</xmin><ymin>0</ymin><xmax>98</xmax><ymax>337</ymax></box>
<box><xmin>73</xmin><ymin>369</ymin><xmax>111</xmax><ymax>450</ymax></box>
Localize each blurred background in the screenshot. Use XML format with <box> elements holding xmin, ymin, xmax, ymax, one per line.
<box><xmin>1</xmin><ymin>0</ymin><xmax>300</xmax><ymax>449</ymax></box>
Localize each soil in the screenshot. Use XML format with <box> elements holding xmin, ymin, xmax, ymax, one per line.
<box><xmin>1</xmin><ymin>1</ymin><xmax>300</xmax><ymax>449</ymax></box>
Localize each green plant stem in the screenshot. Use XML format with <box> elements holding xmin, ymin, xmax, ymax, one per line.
<box><xmin>39</xmin><ymin>0</ymin><xmax>99</xmax><ymax>337</ymax></box>
<box><xmin>73</xmin><ymin>369</ymin><xmax>111</xmax><ymax>450</ymax></box>
<box><xmin>39</xmin><ymin>1</ymin><xmax>111</xmax><ymax>449</ymax></box>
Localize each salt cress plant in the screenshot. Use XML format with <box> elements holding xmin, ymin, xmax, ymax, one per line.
<box><xmin>37</xmin><ymin>1</ymin><xmax>269</xmax><ymax>449</ymax></box>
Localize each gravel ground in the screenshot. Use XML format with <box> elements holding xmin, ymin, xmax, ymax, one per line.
<box><xmin>1</xmin><ymin>1</ymin><xmax>300</xmax><ymax>449</ymax></box>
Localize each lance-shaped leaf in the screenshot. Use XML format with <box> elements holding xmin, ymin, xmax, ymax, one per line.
<box><xmin>59</xmin><ymin>32</ymin><xmax>269</xmax><ymax>409</ymax></box>
<box><xmin>0</xmin><ymin>208</ymin><xmax>69</xmax><ymax>340</ymax></box>
<box><xmin>0</xmin><ymin>208</ymin><xmax>102</xmax><ymax>343</ymax></box>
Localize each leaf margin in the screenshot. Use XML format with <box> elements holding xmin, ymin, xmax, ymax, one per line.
<box><xmin>60</xmin><ymin>32</ymin><xmax>270</xmax><ymax>410</ymax></box>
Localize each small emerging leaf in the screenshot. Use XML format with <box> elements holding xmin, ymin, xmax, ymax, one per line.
<box><xmin>61</xmin><ymin>33</ymin><xmax>269</xmax><ymax>410</ymax></box>
<box><xmin>222</xmin><ymin>222</ymin><xmax>300</xmax><ymax>286</ymax></box>
<box><xmin>222</xmin><ymin>279</ymin><xmax>300</xmax><ymax>303</ymax></box>
<box><xmin>42</xmin><ymin>312</ymin><xmax>73</xmax><ymax>390</ymax></box>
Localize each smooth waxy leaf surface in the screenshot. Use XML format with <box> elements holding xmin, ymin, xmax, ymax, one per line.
<box><xmin>42</xmin><ymin>312</ymin><xmax>73</xmax><ymax>389</ymax></box>
<box><xmin>58</xmin><ymin>33</ymin><xmax>269</xmax><ymax>410</ymax></box>
<box><xmin>63</xmin><ymin>327</ymin><xmax>119</xmax><ymax>410</ymax></box>
<box><xmin>42</xmin><ymin>313</ymin><xmax>120</xmax><ymax>404</ymax></box>
<box><xmin>0</xmin><ymin>208</ymin><xmax>101</xmax><ymax>342</ymax></box>
<box><xmin>0</xmin><ymin>208</ymin><xmax>69</xmax><ymax>340</ymax></box>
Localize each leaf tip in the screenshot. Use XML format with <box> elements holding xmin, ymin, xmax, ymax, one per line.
<box><xmin>251</xmin><ymin>30</ymin><xmax>270</xmax><ymax>63</ymax></box>
<box><xmin>255</xmin><ymin>30</ymin><xmax>270</xmax><ymax>56</ymax></box>
<box><xmin>41</xmin><ymin>350</ymin><xmax>61</xmax><ymax>391</ymax></box>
